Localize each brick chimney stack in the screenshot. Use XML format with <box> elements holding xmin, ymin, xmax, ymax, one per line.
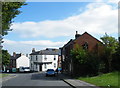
<box><xmin>13</xmin><ymin>52</ymin><xmax>16</xmax><ymax>57</ymax></box>
<box><xmin>75</xmin><ymin>31</ymin><xmax>81</xmax><ymax>39</ymax></box>
<box><xmin>32</xmin><ymin>48</ymin><xmax>35</xmax><ymax>53</ymax></box>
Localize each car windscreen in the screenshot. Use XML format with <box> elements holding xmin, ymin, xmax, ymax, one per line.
<box><xmin>47</xmin><ymin>69</ymin><xmax>54</xmax><ymax>71</ymax></box>
<box><xmin>24</xmin><ymin>67</ymin><xmax>30</xmax><ymax>69</ymax></box>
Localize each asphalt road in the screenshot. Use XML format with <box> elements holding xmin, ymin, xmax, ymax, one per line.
<box><xmin>2</xmin><ymin>72</ymin><xmax>72</xmax><ymax>88</ymax></box>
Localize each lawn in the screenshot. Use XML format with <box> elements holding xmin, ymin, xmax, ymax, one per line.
<box><xmin>0</xmin><ymin>73</ymin><xmax>9</xmax><ymax>78</ymax></box>
<box><xmin>78</xmin><ymin>71</ymin><xmax>119</xmax><ymax>88</ymax></box>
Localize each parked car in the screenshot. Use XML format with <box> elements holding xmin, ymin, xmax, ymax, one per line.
<box><xmin>45</xmin><ymin>69</ymin><xmax>56</xmax><ymax>76</ymax></box>
<box><xmin>19</xmin><ymin>67</ymin><xmax>30</xmax><ymax>73</ymax></box>
<box><xmin>24</xmin><ymin>67</ymin><xmax>30</xmax><ymax>72</ymax></box>
<box><xmin>12</xmin><ymin>68</ymin><xmax>17</xmax><ymax>73</ymax></box>
<box><xmin>19</xmin><ymin>67</ymin><xmax>25</xmax><ymax>72</ymax></box>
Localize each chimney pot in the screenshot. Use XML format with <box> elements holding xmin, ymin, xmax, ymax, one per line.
<box><xmin>13</xmin><ymin>52</ymin><xmax>16</xmax><ymax>57</ymax></box>
<box><xmin>32</xmin><ymin>48</ymin><xmax>35</xmax><ymax>53</ymax></box>
<box><xmin>75</xmin><ymin>31</ymin><xmax>80</xmax><ymax>39</ymax></box>
<box><xmin>76</xmin><ymin>31</ymin><xmax>78</xmax><ymax>34</ymax></box>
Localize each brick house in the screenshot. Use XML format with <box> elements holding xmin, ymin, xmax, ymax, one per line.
<box><xmin>9</xmin><ymin>52</ymin><xmax>21</xmax><ymax>68</ymax></box>
<box><xmin>61</xmin><ymin>31</ymin><xmax>103</xmax><ymax>75</ymax></box>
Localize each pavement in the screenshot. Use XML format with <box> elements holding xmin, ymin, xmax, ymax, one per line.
<box><xmin>63</xmin><ymin>79</ymin><xmax>101</xmax><ymax>88</ymax></box>
<box><xmin>0</xmin><ymin>73</ymin><xmax>17</xmax><ymax>82</ymax></box>
<box><xmin>0</xmin><ymin>73</ymin><xmax>18</xmax><ymax>88</ymax></box>
<box><xmin>56</xmin><ymin>72</ymin><xmax>101</xmax><ymax>88</ymax></box>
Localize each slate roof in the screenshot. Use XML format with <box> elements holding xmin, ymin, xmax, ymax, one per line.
<box><xmin>30</xmin><ymin>48</ymin><xmax>59</xmax><ymax>55</ymax></box>
<box><xmin>10</xmin><ymin>54</ymin><xmax>21</xmax><ymax>60</ymax></box>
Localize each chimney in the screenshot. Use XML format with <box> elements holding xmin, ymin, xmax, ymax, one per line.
<box><xmin>13</xmin><ymin>52</ymin><xmax>16</xmax><ymax>57</ymax></box>
<box><xmin>75</xmin><ymin>31</ymin><xmax>81</xmax><ymax>39</ymax></box>
<box><xmin>32</xmin><ymin>48</ymin><xmax>35</xmax><ymax>53</ymax></box>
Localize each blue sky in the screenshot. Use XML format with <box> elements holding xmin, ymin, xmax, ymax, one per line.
<box><xmin>5</xmin><ymin>2</ymin><xmax>89</xmax><ymax>41</ymax></box>
<box><xmin>3</xmin><ymin>1</ymin><xmax>118</xmax><ymax>55</ymax></box>
<box><xmin>13</xmin><ymin>2</ymin><xmax>89</xmax><ymax>22</ymax></box>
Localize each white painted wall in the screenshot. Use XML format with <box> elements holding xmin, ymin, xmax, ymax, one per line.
<box><xmin>42</xmin><ymin>55</ymin><xmax>58</xmax><ymax>71</ymax></box>
<box><xmin>30</xmin><ymin>54</ymin><xmax>58</xmax><ymax>72</ymax></box>
<box><xmin>16</xmin><ymin>54</ymin><xmax>30</xmax><ymax>68</ymax></box>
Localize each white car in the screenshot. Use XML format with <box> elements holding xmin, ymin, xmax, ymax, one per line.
<box><xmin>24</xmin><ymin>67</ymin><xmax>30</xmax><ymax>72</ymax></box>
<box><xmin>19</xmin><ymin>67</ymin><xmax>30</xmax><ymax>72</ymax></box>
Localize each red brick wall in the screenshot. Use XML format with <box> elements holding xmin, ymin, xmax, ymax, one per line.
<box><xmin>73</xmin><ymin>32</ymin><xmax>102</xmax><ymax>52</ymax></box>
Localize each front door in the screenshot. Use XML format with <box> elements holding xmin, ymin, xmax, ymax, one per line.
<box><xmin>39</xmin><ymin>65</ymin><xmax>42</xmax><ymax>71</ymax></box>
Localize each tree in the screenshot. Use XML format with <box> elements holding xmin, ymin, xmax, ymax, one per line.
<box><xmin>70</xmin><ymin>45</ymin><xmax>99</xmax><ymax>76</ymax></box>
<box><xmin>100</xmin><ymin>33</ymin><xmax>119</xmax><ymax>72</ymax></box>
<box><xmin>1</xmin><ymin>1</ymin><xmax>26</xmax><ymax>36</ymax></box>
<box><xmin>111</xmin><ymin>44</ymin><xmax>120</xmax><ymax>71</ymax></box>
<box><xmin>2</xmin><ymin>50</ymin><xmax>10</xmax><ymax>66</ymax></box>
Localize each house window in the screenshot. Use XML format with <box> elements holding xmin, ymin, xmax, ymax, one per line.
<box><xmin>31</xmin><ymin>56</ymin><xmax>32</xmax><ymax>61</ymax></box>
<box><xmin>36</xmin><ymin>64</ymin><xmax>37</xmax><ymax>69</ymax></box>
<box><xmin>54</xmin><ymin>55</ymin><xmax>56</xmax><ymax>60</ymax></box>
<box><xmin>44</xmin><ymin>55</ymin><xmax>47</xmax><ymax>60</ymax></box>
<box><xmin>44</xmin><ymin>64</ymin><xmax>47</xmax><ymax>69</ymax></box>
<box><xmin>54</xmin><ymin>63</ymin><xmax>56</xmax><ymax>68</ymax></box>
<box><xmin>82</xmin><ymin>42</ymin><xmax>88</xmax><ymax>50</ymax></box>
<box><xmin>36</xmin><ymin>55</ymin><xmax>38</xmax><ymax>61</ymax></box>
<box><xmin>31</xmin><ymin>63</ymin><xmax>32</xmax><ymax>68</ymax></box>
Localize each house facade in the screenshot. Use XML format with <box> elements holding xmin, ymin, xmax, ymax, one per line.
<box><xmin>30</xmin><ymin>48</ymin><xmax>59</xmax><ymax>72</ymax></box>
<box><xmin>9</xmin><ymin>52</ymin><xmax>30</xmax><ymax>69</ymax></box>
<box><xmin>61</xmin><ymin>31</ymin><xmax>103</xmax><ymax>75</ymax></box>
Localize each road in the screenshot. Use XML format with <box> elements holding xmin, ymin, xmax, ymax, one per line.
<box><xmin>2</xmin><ymin>72</ymin><xmax>72</xmax><ymax>88</ymax></box>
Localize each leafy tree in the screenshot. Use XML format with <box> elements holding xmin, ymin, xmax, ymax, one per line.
<box><xmin>70</xmin><ymin>45</ymin><xmax>99</xmax><ymax>76</ymax></box>
<box><xmin>100</xmin><ymin>33</ymin><xmax>119</xmax><ymax>72</ymax></box>
<box><xmin>111</xmin><ymin>44</ymin><xmax>120</xmax><ymax>71</ymax></box>
<box><xmin>71</xmin><ymin>45</ymin><xmax>88</xmax><ymax>64</ymax></box>
<box><xmin>1</xmin><ymin>1</ymin><xmax>26</xmax><ymax>36</ymax></box>
<box><xmin>2</xmin><ymin>50</ymin><xmax>10</xmax><ymax>66</ymax></box>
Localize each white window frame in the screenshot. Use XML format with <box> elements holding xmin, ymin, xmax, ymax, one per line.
<box><xmin>54</xmin><ymin>55</ymin><xmax>56</xmax><ymax>60</ymax></box>
<box><xmin>54</xmin><ymin>63</ymin><xmax>56</xmax><ymax>68</ymax></box>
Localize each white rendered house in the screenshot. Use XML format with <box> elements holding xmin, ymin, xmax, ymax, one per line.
<box><xmin>30</xmin><ymin>48</ymin><xmax>59</xmax><ymax>71</ymax></box>
<box><xmin>16</xmin><ymin>54</ymin><xmax>30</xmax><ymax>68</ymax></box>
<box><xmin>10</xmin><ymin>53</ymin><xmax>30</xmax><ymax>69</ymax></box>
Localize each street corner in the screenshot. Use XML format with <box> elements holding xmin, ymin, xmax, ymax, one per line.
<box><xmin>2</xmin><ymin>74</ymin><xmax>18</xmax><ymax>82</ymax></box>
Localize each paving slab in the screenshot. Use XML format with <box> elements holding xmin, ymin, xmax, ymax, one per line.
<box><xmin>63</xmin><ymin>79</ymin><xmax>101</xmax><ymax>88</ymax></box>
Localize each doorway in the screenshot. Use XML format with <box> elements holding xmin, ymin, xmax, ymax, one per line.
<box><xmin>39</xmin><ymin>65</ymin><xmax>42</xmax><ymax>71</ymax></box>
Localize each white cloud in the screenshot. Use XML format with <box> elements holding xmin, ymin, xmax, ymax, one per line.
<box><xmin>11</xmin><ymin>2</ymin><xmax>118</xmax><ymax>39</ymax></box>
<box><xmin>3</xmin><ymin>39</ymin><xmax>66</xmax><ymax>54</ymax></box>
<box><xmin>5</xmin><ymin>2</ymin><xmax>118</xmax><ymax>54</ymax></box>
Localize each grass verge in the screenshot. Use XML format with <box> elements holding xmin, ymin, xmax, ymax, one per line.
<box><xmin>77</xmin><ymin>71</ymin><xmax>119</xmax><ymax>88</ymax></box>
<box><xmin>0</xmin><ymin>73</ymin><xmax>9</xmax><ymax>78</ymax></box>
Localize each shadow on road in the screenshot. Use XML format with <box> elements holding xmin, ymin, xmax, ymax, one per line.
<box><xmin>31</xmin><ymin>72</ymin><xmax>70</xmax><ymax>81</ymax></box>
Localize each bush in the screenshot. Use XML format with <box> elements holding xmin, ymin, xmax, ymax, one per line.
<box><xmin>70</xmin><ymin>47</ymin><xmax>99</xmax><ymax>76</ymax></box>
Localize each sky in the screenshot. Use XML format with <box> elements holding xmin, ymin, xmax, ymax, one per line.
<box><xmin>2</xmin><ymin>0</ymin><xmax>119</xmax><ymax>55</ymax></box>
